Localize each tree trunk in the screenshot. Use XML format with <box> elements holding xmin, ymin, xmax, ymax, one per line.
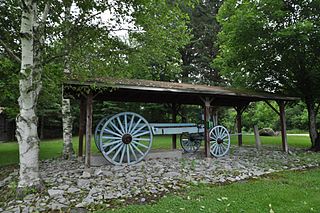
<box><xmin>306</xmin><ymin>98</ymin><xmax>320</xmax><ymax>150</ymax></box>
<box><xmin>16</xmin><ymin>0</ymin><xmax>42</xmax><ymax>190</ymax></box>
<box><xmin>61</xmin><ymin>2</ymin><xmax>74</xmax><ymax>159</ymax></box>
<box><xmin>62</xmin><ymin>98</ymin><xmax>74</xmax><ymax>159</ymax></box>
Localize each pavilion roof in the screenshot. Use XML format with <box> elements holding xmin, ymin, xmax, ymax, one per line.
<box><xmin>64</xmin><ymin>78</ymin><xmax>298</xmax><ymax>106</ymax></box>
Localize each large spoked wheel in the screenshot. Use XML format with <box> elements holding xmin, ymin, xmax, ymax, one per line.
<box><xmin>99</xmin><ymin>112</ymin><xmax>153</xmax><ymax>165</ymax></box>
<box><xmin>209</xmin><ymin>125</ymin><xmax>230</xmax><ymax>157</ymax></box>
<box><xmin>94</xmin><ymin>116</ymin><xmax>111</xmax><ymax>151</ymax></box>
<box><xmin>180</xmin><ymin>133</ymin><xmax>201</xmax><ymax>153</ymax></box>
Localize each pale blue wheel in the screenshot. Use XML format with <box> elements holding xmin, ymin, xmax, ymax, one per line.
<box><xmin>180</xmin><ymin>133</ymin><xmax>201</xmax><ymax>153</ymax></box>
<box><xmin>94</xmin><ymin>115</ymin><xmax>111</xmax><ymax>151</ymax></box>
<box><xmin>210</xmin><ymin>125</ymin><xmax>230</xmax><ymax>157</ymax></box>
<box><xmin>99</xmin><ymin>112</ymin><xmax>153</xmax><ymax>165</ymax></box>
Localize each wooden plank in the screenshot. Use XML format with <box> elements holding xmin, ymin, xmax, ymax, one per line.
<box><xmin>78</xmin><ymin>96</ymin><xmax>86</xmax><ymax>158</ymax></box>
<box><xmin>235</xmin><ymin>108</ymin><xmax>243</xmax><ymax>146</ymax></box>
<box><xmin>253</xmin><ymin>125</ymin><xmax>261</xmax><ymax>150</ymax></box>
<box><xmin>234</xmin><ymin>104</ymin><xmax>248</xmax><ymax>146</ymax></box>
<box><xmin>85</xmin><ymin>93</ymin><xmax>93</xmax><ymax>167</ymax></box>
<box><xmin>278</xmin><ymin>101</ymin><xmax>288</xmax><ymax>152</ymax></box>
<box><xmin>203</xmin><ymin>98</ymin><xmax>211</xmax><ymax>157</ymax></box>
<box><xmin>265</xmin><ymin>100</ymin><xmax>280</xmax><ymax>116</ymax></box>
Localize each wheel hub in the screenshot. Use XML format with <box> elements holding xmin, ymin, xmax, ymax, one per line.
<box><xmin>122</xmin><ymin>134</ymin><xmax>133</xmax><ymax>144</ymax></box>
<box><xmin>217</xmin><ymin>138</ymin><xmax>224</xmax><ymax>144</ymax></box>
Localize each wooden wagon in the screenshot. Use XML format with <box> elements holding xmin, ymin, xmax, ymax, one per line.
<box><xmin>94</xmin><ymin>112</ymin><xmax>231</xmax><ymax>165</ymax></box>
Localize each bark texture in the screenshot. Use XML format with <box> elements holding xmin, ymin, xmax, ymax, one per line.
<box><xmin>306</xmin><ymin>98</ymin><xmax>320</xmax><ymax>151</ymax></box>
<box><xmin>17</xmin><ymin>0</ymin><xmax>42</xmax><ymax>189</ymax></box>
<box><xmin>62</xmin><ymin>98</ymin><xmax>74</xmax><ymax>159</ymax></box>
<box><xmin>61</xmin><ymin>2</ymin><xmax>74</xmax><ymax>159</ymax></box>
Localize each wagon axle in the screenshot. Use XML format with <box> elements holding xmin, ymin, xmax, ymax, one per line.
<box><xmin>122</xmin><ymin>134</ymin><xmax>133</xmax><ymax>144</ymax></box>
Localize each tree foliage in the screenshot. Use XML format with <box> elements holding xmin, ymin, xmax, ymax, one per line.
<box><xmin>180</xmin><ymin>0</ymin><xmax>223</xmax><ymax>85</ymax></box>
<box><xmin>215</xmin><ymin>0</ymin><xmax>320</xmax><ymax>148</ymax></box>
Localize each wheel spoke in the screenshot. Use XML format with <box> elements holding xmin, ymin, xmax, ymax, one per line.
<box><xmin>131</xmin><ymin>124</ymin><xmax>147</xmax><ymax>136</ymax></box>
<box><xmin>210</xmin><ymin>141</ymin><xmax>217</xmax><ymax>148</ymax></box>
<box><xmin>110</xmin><ymin>121</ymin><xmax>124</xmax><ymax>135</ymax></box>
<box><xmin>131</xmin><ymin>143</ymin><xmax>145</xmax><ymax>156</ymax></box>
<box><xmin>129</xmin><ymin>118</ymin><xmax>142</xmax><ymax>134</ymax></box>
<box><xmin>132</xmin><ymin>141</ymin><xmax>149</xmax><ymax>149</ymax></box>
<box><xmin>119</xmin><ymin>145</ymin><xmax>126</xmax><ymax>164</ymax></box>
<box><xmin>217</xmin><ymin>127</ymin><xmax>222</xmax><ymax>139</ymax></box>
<box><xmin>127</xmin><ymin>145</ymin><xmax>130</xmax><ymax>164</ymax></box>
<box><xmin>128</xmin><ymin>115</ymin><xmax>135</xmax><ymax>133</ymax></box>
<box><xmin>217</xmin><ymin>145</ymin><xmax>222</xmax><ymax>155</ymax></box>
<box><xmin>129</xmin><ymin>144</ymin><xmax>138</xmax><ymax>161</ymax></box>
<box><xmin>133</xmin><ymin>131</ymin><xmax>149</xmax><ymax>138</ymax></box>
<box><xmin>103</xmin><ymin>128</ymin><xmax>122</xmax><ymax>138</ymax></box>
<box><xmin>112</xmin><ymin>144</ymin><xmax>124</xmax><ymax>161</ymax></box>
<box><xmin>106</xmin><ymin>142</ymin><xmax>122</xmax><ymax>155</ymax></box>
<box><xmin>102</xmin><ymin>136</ymin><xmax>122</xmax><ymax>140</ymax></box>
<box><xmin>211</xmin><ymin>143</ymin><xmax>218</xmax><ymax>153</ymax></box>
<box><xmin>221</xmin><ymin>132</ymin><xmax>228</xmax><ymax>139</ymax></box>
<box><xmin>221</xmin><ymin>143</ymin><xmax>227</xmax><ymax>150</ymax></box>
<box><xmin>210</xmin><ymin>135</ymin><xmax>217</xmax><ymax>140</ymax></box>
<box><xmin>214</xmin><ymin>127</ymin><xmax>219</xmax><ymax>138</ymax></box>
<box><xmin>102</xmin><ymin>140</ymin><xmax>122</xmax><ymax>148</ymax></box>
<box><xmin>117</xmin><ymin>117</ymin><xmax>126</xmax><ymax>134</ymax></box>
<box><xmin>220</xmin><ymin>144</ymin><xmax>226</xmax><ymax>153</ymax></box>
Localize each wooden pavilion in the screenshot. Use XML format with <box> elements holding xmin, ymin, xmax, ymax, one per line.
<box><xmin>64</xmin><ymin>78</ymin><xmax>298</xmax><ymax>167</ymax></box>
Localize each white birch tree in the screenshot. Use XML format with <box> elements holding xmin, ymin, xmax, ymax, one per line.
<box><xmin>61</xmin><ymin>1</ymin><xmax>74</xmax><ymax>159</ymax></box>
<box><xmin>16</xmin><ymin>0</ymin><xmax>49</xmax><ymax>190</ymax></box>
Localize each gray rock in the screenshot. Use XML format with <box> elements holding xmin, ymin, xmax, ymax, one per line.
<box><xmin>48</xmin><ymin>189</ymin><xmax>64</xmax><ymax>197</ymax></box>
<box><xmin>59</xmin><ymin>184</ymin><xmax>69</xmax><ymax>190</ymax></box>
<box><xmin>71</xmin><ymin>207</ymin><xmax>87</xmax><ymax>213</ymax></box>
<box><xmin>68</xmin><ymin>187</ymin><xmax>80</xmax><ymax>193</ymax></box>
<box><xmin>77</xmin><ymin>179</ymin><xmax>90</xmax><ymax>188</ymax></box>
<box><xmin>82</xmin><ymin>195</ymin><xmax>95</xmax><ymax>205</ymax></box>
<box><xmin>82</xmin><ymin>171</ymin><xmax>91</xmax><ymax>178</ymax></box>
<box><xmin>163</xmin><ymin>171</ymin><xmax>180</xmax><ymax>178</ymax></box>
<box><xmin>94</xmin><ymin>169</ymin><xmax>103</xmax><ymax>176</ymax></box>
<box><xmin>103</xmin><ymin>171</ymin><xmax>113</xmax><ymax>177</ymax></box>
<box><xmin>51</xmin><ymin>203</ymin><xmax>67</xmax><ymax>210</ymax></box>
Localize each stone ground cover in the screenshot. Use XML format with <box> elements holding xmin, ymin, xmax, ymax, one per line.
<box><xmin>1</xmin><ymin>145</ymin><xmax>320</xmax><ymax>212</ymax></box>
<box><xmin>0</xmin><ymin>135</ymin><xmax>312</xmax><ymax>166</ymax></box>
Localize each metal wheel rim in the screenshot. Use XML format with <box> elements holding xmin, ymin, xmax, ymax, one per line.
<box><xmin>94</xmin><ymin>116</ymin><xmax>111</xmax><ymax>151</ymax></box>
<box><xmin>209</xmin><ymin>125</ymin><xmax>230</xmax><ymax>157</ymax></box>
<box><xmin>99</xmin><ymin>112</ymin><xmax>153</xmax><ymax>165</ymax></box>
<box><xmin>180</xmin><ymin>133</ymin><xmax>200</xmax><ymax>153</ymax></box>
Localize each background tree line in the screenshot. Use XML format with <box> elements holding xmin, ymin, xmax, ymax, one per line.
<box><xmin>1</xmin><ymin>0</ymin><xmax>318</xmax><ymax>137</ymax></box>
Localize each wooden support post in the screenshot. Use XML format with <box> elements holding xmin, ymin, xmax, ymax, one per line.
<box><xmin>235</xmin><ymin>108</ymin><xmax>243</xmax><ymax>146</ymax></box>
<box><xmin>85</xmin><ymin>93</ymin><xmax>93</xmax><ymax>168</ymax></box>
<box><xmin>253</xmin><ymin>125</ymin><xmax>261</xmax><ymax>150</ymax></box>
<box><xmin>234</xmin><ymin>104</ymin><xmax>248</xmax><ymax>147</ymax></box>
<box><xmin>203</xmin><ymin>98</ymin><xmax>212</xmax><ymax>157</ymax></box>
<box><xmin>78</xmin><ymin>96</ymin><xmax>86</xmax><ymax>159</ymax></box>
<box><xmin>278</xmin><ymin>101</ymin><xmax>288</xmax><ymax>152</ymax></box>
<box><xmin>172</xmin><ymin>103</ymin><xmax>177</xmax><ymax>150</ymax></box>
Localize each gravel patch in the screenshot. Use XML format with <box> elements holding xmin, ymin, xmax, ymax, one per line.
<box><xmin>1</xmin><ymin>146</ymin><xmax>320</xmax><ymax>212</ymax></box>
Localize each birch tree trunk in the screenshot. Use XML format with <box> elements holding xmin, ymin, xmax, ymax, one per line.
<box><xmin>62</xmin><ymin>97</ymin><xmax>74</xmax><ymax>159</ymax></box>
<box><xmin>62</xmin><ymin>2</ymin><xmax>75</xmax><ymax>159</ymax></box>
<box><xmin>16</xmin><ymin>0</ymin><xmax>42</xmax><ymax>190</ymax></box>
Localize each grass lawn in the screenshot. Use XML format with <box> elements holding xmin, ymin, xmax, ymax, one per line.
<box><xmin>109</xmin><ymin>168</ymin><xmax>320</xmax><ymax>213</ymax></box>
<box><xmin>0</xmin><ymin>134</ymin><xmax>312</xmax><ymax>167</ymax></box>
